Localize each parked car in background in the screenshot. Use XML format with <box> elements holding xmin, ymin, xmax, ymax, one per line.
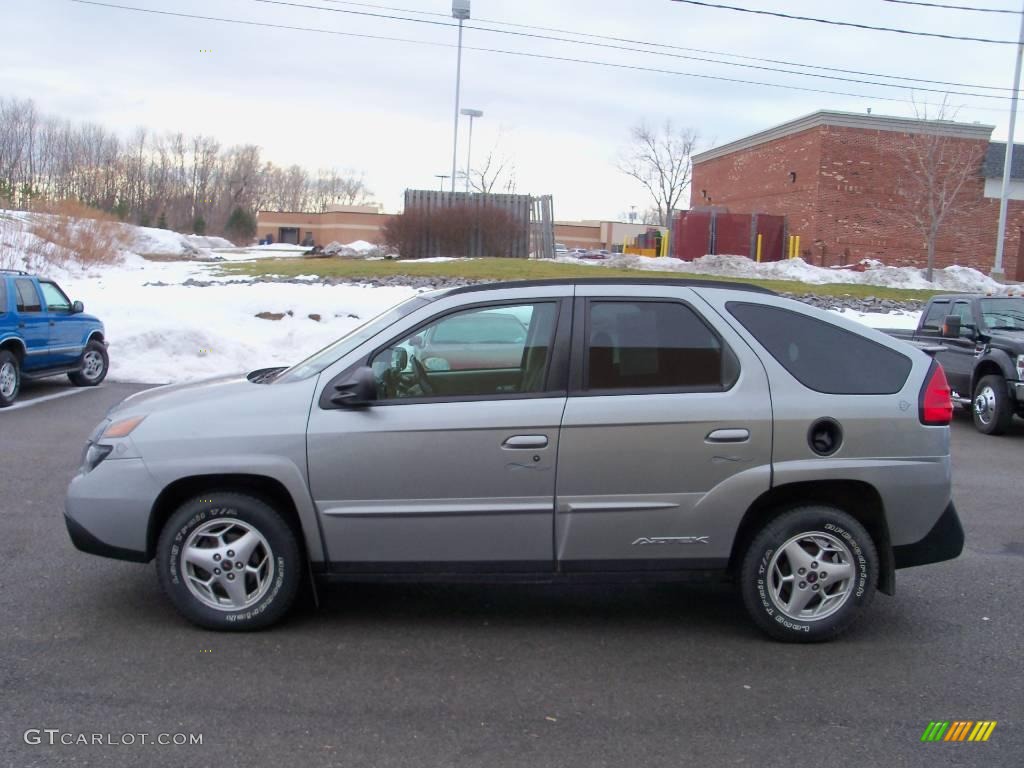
<box><xmin>554</xmin><ymin>243</ymin><xmax>569</xmax><ymax>256</ymax></box>
<box><xmin>65</xmin><ymin>278</ymin><xmax>962</xmax><ymax>641</ymax></box>
<box><xmin>0</xmin><ymin>270</ymin><xmax>108</xmax><ymax>407</ymax></box>
<box><xmin>885</xmin><ymin>293</ymin><xmax>1024</xmax><ymax>434</ymax></box>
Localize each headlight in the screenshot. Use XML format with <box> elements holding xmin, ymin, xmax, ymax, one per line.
<box><xmin>1016</xmin><ymin>355</ymin><xmax>1024</xmax><ymax>381</ymax></box>
<box><xmin>82</xmin><ymin>443</ymin><xmax>113</xmax><ymax>473</ymax></box>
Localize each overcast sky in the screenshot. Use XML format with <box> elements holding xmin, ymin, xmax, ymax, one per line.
<box><xmin>4</xmin><ymin>0</ymin><xmax>1022</xmax><ymax>220</ymax></box>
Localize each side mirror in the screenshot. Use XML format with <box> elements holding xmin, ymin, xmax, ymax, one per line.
<box><xmin>391</xmin><ymin>347</ymin><xmax>408</xmax><ymax>370</ymax></box>
<box><xmin>71</xmin><ymin>300</ymin><xmax>84</xmax><ymax>314</ymax></box>
<box><xmin>941</xmin><ymin>315</ymin><xmax>961</xmax><ymax>339</ymax></box>
<box><xmin>329</xmin><ymin>366</ymin><xmax>377</xmax><ymax>408</ymax></box>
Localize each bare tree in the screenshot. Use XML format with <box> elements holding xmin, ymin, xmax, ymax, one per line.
<box><xmin>894</xmin><ymin>97</ymin><xmax>984</xmax><ymax>281</ymax></box>
<box><xmin>466</xmin><ymin>150</ymin><xmax>516</xmax><ymax>194</ymax></box>
<box><xmin>616</xmin><ymin>120</ymin><xmax>697</xmax><ymax>228</ymax></box>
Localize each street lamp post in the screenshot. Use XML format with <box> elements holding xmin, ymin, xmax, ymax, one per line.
<box><xmin>461</xmin><ymin>108</ymin><xmax>483</xmax><ymax>194</ymax></box>
<box><xmin>435</xmin><ymin>174</ymin><xmax>450</xmax><ymax>191</ymax></box>
<box><xmin>450</xmin><ymin>0</ymin><xmax>470</xmax><ymax>195</ymax></box>
<box><xmin>993</xmin><ymin>0</ymin><xmax>1024</xmax><ymax>281</ymax></box>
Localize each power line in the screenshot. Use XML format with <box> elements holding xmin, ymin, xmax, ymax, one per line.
<box><xmin>670</xmin><ymin>0</ymin><xmax>1018</xmax><ymax>43</ymax></box>
<box><xmin>66</xmin><ymin>0</ymin><xmax>1012</xmax><ymax>112</ymax></box>
<box><xmin>247</xmin><ymin>0</ymin><xmax>1015</xmax><ymax>100</ymax></box>
<box><xmin>315</xmin><ymin>0</ymin><xmax>1020</xmax><ymax>93</ymax></box>
<box><xmin>882</xmin><ymin>0</ymin><xmax>1020</xmax><ymax>12</ymax></box>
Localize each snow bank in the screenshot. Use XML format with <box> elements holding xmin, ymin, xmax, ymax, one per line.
<box><xmin>557</xmin><ymin>254</ymin><xmax>1010</xmax><ymax>294</ymax></box>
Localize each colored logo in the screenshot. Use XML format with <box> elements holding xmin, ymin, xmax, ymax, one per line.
<box><xmin>921</xmin><ymin>721</ymin><xmax>997</xmax><ymax>742</ymax></box>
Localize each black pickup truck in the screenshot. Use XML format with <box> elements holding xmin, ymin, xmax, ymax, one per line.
<box><xmin>887</xmin><ymin>294</ymin><xmax>1024</xmax><ymax>434</ymax></box>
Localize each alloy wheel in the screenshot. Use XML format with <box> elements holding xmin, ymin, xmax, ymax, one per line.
<box><xmin>180</xmin><ymin>519</ymin><xmax>274</xmax><ymax>611</ymax></box>
<box><xmin>767</xmin><ymin>531</ymin><xmax>856</xmax><ymax>621</ymax></box>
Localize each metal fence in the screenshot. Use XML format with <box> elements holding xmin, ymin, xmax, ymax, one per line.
<box><xmin>402</xmin><ymin>189</ymin><xmax>531</xmax><ymax>258</ymax></box>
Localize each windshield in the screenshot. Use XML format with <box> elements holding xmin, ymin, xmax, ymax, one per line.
<box><xmin>980</xmin><ymin>298</ymin><xmax>1024</xmax><ymax>332</ymax></box>
<box><xmin>273</xmin><ymin>294</ymin><xmax>433</xmax><ymax>383</ymax></box>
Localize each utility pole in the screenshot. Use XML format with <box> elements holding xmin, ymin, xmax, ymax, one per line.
<box><xmin>461</xmin><ymin>108</ymin><xmax>483</xmax><ymax>194</ymax></box>
<box><xmin>450</xmin><ymin>0</ymin><xmax>470</xmax><ymax>195</ymax></box>
<box><xmin>993</xmin><ymin>0</ymin><xmax>1024</xmax><ymax>281</ymax></box>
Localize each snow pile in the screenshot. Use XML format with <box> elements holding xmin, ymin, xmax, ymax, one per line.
<box><xmin>557</xmin><ymin>253</ymin><xmax>1010</xmax><ymax>294</ymax></box>
<box><xmin>60</xmin><ymin>256</ymin><xmax>416</xmax><ymax>383</ymax></box>
<box><xmin>186</xmin><ymin>234</ymin><xmax>234</xmax><ymax>249</ymax></box>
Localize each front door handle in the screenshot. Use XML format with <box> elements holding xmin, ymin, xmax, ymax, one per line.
<box><xmin>706</xmin><ymin>428</ymin><xmax>750</xmax><ymax>443</ymax></box>
<box><xmin>502</xmin><ymin>435</ymin><xmax>549</xmax><ymax>449</ymax></box>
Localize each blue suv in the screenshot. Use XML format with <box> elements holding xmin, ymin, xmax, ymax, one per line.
<box><xmin>0</xmin><ymin>270</ymin><xmax>108</xmax><ymax>407</ymax></box>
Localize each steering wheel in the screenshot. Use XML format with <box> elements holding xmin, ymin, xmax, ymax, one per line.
<box><xmin>411</xmin><ymin>355</ymin><xmax>434</xmax><ymax>395</ymax></box>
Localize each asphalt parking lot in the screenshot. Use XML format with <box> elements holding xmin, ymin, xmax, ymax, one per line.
<box><xmin>1</xmin><ymin>381</ymin><xmax>1022</xmax><ymax>767</ymax></box>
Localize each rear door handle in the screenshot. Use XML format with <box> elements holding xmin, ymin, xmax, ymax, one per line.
<box><xmin>706</xmin><ymin>428</ymin><xmax>750</xmax><ymax>443</ymax></box>
<box><xmin>502</xmin><ymin>435</ymin><xmax>549</xmax><ymax>449</ymax></box>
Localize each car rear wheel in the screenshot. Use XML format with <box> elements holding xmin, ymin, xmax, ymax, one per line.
<box><xmin>972</xmin><ymin>374</ymin><xmax>1013</xmax><ymax>435</ymax></box>
<box><xmin>0</xmin><ymin>350</ymin><xmax>21</xmax><ymax>407</ymax></box>
<box><xmin>68</xmin><ymin>340</ymin><xmax>109</xmax><ymax>387</ymax></box>
<box><xmin>157</xmin><ymin>493</ymin><xmax>301</xmax><ymax>630</ymax></box>
<box><xmin>740</xmin><ymin>506</ymin><xmax>878</xmax><ymax>642</ymax></box>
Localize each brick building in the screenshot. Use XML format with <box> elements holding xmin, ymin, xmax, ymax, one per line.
<box><xmin>690</xmin><ymin>110</ymin><xmax>1024</xmax><ymax>280</ymax></box>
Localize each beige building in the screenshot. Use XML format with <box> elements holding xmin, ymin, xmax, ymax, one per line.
<box><xmin>256</xmin><ymin>206</ymin><xmax>666</xmax><ymax>252</ymax></box>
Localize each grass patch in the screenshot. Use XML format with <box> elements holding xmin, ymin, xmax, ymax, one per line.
<box><xmin>218</xmin><ymin>257</ymin><xmax>941</xmax><ymax>302</ymax></box>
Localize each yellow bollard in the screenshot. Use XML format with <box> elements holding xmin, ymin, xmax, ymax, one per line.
<box><xmin>795</xmin><ymin>235</ymin><xmax>801</xmax><ymax>260</ymax></box>
<box><xmin>756</xmin><ymin>233</ymin><xmax>763</xmax><ymax>263</ymax></box>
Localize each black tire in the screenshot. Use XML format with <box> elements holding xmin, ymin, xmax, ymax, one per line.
<box><xmin>0</xmin><ymin>349</ymin><xmax>21</xmax><ymax>407</ymax></box>
<box><xmin>157</xmin><ymin>492</ymin><xmax>301</xmax><ymax>631</ymax></box>
<box><xmin>972</xmin><ymin>374</ymin><xmax>1013</xmax><ymax>435</ymax></box>
<box><xmin>740</xmin><ymin>506</ymin><xmax>878</xmax><ymax>643</ymax></box>
<box><xmin>68</xmin><ymin>339</ymin><xmax>109</xmax><ymax>387</ymax></box>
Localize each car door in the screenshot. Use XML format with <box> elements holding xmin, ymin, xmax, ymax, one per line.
<box><xmin>942</xmin><ymin>300</ymin><xmax>980</xmax><ymax>396</ymax></box>
<box><xmin>12</xmin><ymin>279</ymin><xmax>51</xmax><ymax>369</ymax></box>
<box><xmin>37</xmin><ymin>280</ymin><xmax>82</xmax><ymax>365</ymax></box>
<box><xmin>306</xmin><ymin>290</ymin><xmax>572</xmax><ymax>571</ymax></box>
<box><xmin>554</xmin><ymin>285</ymin><xmax>773</xmax><ymax>570</ymax></box>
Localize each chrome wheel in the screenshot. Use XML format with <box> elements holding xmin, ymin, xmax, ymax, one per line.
<box><xmin>767</xmin><ymin>531</ymin><xmax>856</xmax><ymax>622</ymax></box>
<box><xmin>0</xmin><ymin>361</ymin><xmax>16</xmax><ymax>398</ymax></box>
<box><xmin>181</xmin><ymin>519</ymin><xmax>274</xmax><ymax>611</ymax></box>
<box><xmin>81</xmin><ymin>350</ymin><xmax>104</xmax><ymax>381</ymax></box>
<box><xmin>974</xmin><ymin>385</ymin><xmax>996</xmax><ymax>426</ymax></box>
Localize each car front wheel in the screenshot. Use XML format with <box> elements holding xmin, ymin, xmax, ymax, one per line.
<box><xmin>68</xmin><ymin>340</ymin><xmax>109</xmax><ymax>387</ymax></box>
<box><xmin>740</xmin><ymin>506</ymin><xmax>878</xmax><ymax>642</ymax></box>
<box><xmin>972</xmin><ymin>374</ymin><xmax>1013</xmax><ymax>435</ymax></box>
<box><xmin>157</xmin><ymin>493</ymin><xmax>301</xmax><ymax>630</ymax></box>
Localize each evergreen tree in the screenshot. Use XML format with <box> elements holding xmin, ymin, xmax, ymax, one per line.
<box><xmin>224</xmin><ymin>206</ymin><xmax>256</xmax><ymax>243</ymax></box>
<box><xmin>157</xmin><ymin>211</ymin><xmax>168</xmax><ymax>230</ymax></box>
<box><xmin>192</xmin><ymin>215</ymin><xmax>206</xmax><ymax>236</ymax></box>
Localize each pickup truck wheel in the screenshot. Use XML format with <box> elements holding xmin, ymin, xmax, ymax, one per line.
<box><xmin>68</xmin><ymin>340</ymin><xmax>108</xmax><ymax>387</ymax></box>
<box><xmin>0</xmin><ymin>350</ymin><xmax>21</xmax><ymax>407</ymax></box>
<box><xmin>972</xmin><ymin>374</ymin><xmax>1013</xmax><ymax>435</ymax></box>
<box><xmin>157</xmin><ymin>493</ymin><xmax>301</xmax><ymax>631</ymax></box>
<box><xmin>740</xmin><ymin>506</ymin><xmax>878</xmax><ymax>643</ymax></box>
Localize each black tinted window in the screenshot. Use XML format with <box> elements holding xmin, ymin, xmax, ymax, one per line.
<box><xmin>727</xmin><ymin>302</ymin><xmax>912</xmax><ymax>395</ymax></box>
<box><xmin>0</xmin><ymin>280</ymin><xmax>6</xmax><ymax>313</ymax></box>
<box><xmin>15</xmin><ymin>279</ymin><xmax>41</xmax><ymax>312</ymax></box>
<box><xmin>921</xmin><ymin>301</ymin><xmax>950</xmax><ymax>330</ymax></box>
<box><xmin>585</xmin><ymin>300</ymin><xmax>736</xmax><ymax>392</ymax></box>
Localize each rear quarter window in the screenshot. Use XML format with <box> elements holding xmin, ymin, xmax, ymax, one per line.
<box><xmin>0</xmin><ymin>279</ymin><xmax>6</xmax><ymax>314</ymax></box>
<box><xmin>726</xmin><ymin>302</ymin><xmax>912</xmax><ymax>395</ymax></box>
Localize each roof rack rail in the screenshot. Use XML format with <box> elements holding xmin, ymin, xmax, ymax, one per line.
<box><xmin>442</xmin><ymin>277</ymin><xmax>776</xmax><ymax>296</ymax></box>
<box><xmin>0</xmin><ymin>268</ymin><xmax>29</xmax><ymax>276</ymax></box>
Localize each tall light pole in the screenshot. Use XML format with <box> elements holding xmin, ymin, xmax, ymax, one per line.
<box><xmin>450</xmin><ymin>0</ymin><xmax>470</xmax><ymax>195</ymax></box>
<box><xmin>993</xmin><ymin>0</ymin><xmax>1024</xmax><ymax>281</ymax></box>
<box><xmin>461</xmin><ymin>108</ymin><xmax>483</xmax><ymax>194</ymax></box>
<box><xmin>435</xmin><ymin>174</ymin><xmax>450</xmax><ymax>191</ymax></box>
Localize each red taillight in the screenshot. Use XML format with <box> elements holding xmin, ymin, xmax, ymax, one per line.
<box><xmin>920</xmin><ymin>362</ymin><xmax>953</xmax><ymax>426</ymax></box>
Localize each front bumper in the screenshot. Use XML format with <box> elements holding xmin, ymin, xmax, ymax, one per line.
<box><xmin>892</xmin><ymin>501</ymin><xmax>964</xmax><ymax>569</ymax></box>
<box><xmin>64</xmin><ymin>457</ymin><xmax>160</xmax><ymax>563</ymax></box>
<box><xmin>1011</xmin><ymin>381</ymin><xmax>1024</xmax><ymax>403</ymax></box>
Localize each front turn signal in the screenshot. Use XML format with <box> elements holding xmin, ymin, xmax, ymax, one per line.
<box><xmin>102</xmin><ymin>415</ymin><xmax>146</xmax><ymax>439</ymax></box>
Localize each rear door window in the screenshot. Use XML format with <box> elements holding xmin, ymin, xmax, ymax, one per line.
<box><xmin>14</xmin><ymin>279</ymin><xmax>42</xmax><ymax>313</ymax></box>
<box><xmin>0</xmin><ymin>279</ymin><xmax>7</xmax><ymax>314</ymax></box>
<box><xmin>584</xmin><ymin>300</ymin><xmax>737</xmax><ymax>392</ymax></box>
<box><xmin>727</xmin><ymin>302</ymin><xmax>912</xmax><ymax>395</ymax></box>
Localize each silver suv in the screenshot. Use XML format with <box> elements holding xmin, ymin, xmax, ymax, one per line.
<box><xmin>64</xmin><ymin>279</ymin><xmax>964</xmax><ymax>641</ymax></box>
